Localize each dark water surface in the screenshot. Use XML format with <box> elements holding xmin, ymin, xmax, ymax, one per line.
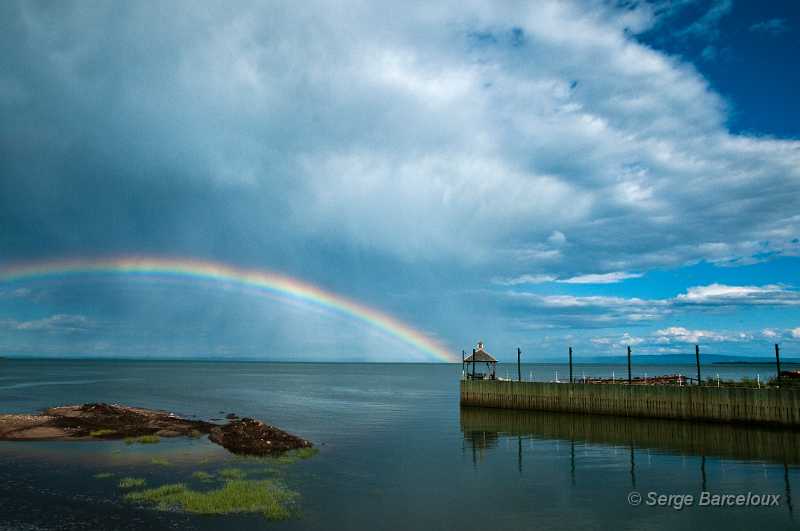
<box><xmin>0</xmin><ymin>360</ymin><xmax>798</xmax><ymax>530</ymax></box>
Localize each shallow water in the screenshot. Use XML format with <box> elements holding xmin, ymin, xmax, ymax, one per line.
<box><xmin>0</xmin><ymin>360</ymin><xmax>797</xmax><ymax>530</ymax></box>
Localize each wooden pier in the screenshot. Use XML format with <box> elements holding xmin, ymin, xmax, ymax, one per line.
<box><xmin>460</xmin><ymin>380</ymin><xmax>800</xmax><ymax>427</ymax></box>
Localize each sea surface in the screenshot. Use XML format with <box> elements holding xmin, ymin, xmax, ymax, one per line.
<box><xmin>0</xmin><ymin>360</ymin><xmax>798</xmax><ymax>530</ymax></box>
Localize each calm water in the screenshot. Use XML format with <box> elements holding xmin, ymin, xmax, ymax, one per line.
<box><xmin>0</xmin><ymin>360</ymin><xmax>798</xmax><ymax>530</ymax></box>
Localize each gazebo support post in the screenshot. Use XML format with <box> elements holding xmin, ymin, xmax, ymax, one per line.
<box><xmin>472</xmin><ymin>348</ymin><xmax>476</xmax><ymax>379</ymax></box>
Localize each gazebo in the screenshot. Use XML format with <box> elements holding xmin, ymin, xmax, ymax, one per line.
<box><xmin>463</xmin><ymin>341</ymin><xmax>497</xmax><ymax>380</ymax></box>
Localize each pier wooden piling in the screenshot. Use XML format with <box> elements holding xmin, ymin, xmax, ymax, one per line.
<box><xmin>568</xmin><ymin>347</ymin><xmax>573</xmax><ymax>384</ymax></box>
<box><xmin>460</xmin><ymin>380</ymin><xmax>800</xmax><ymax>427</ymax></box>
<box><xmin>695</xmin><ymin>344</ymin><xmax>701</xmax><ymax>385</ymax></box>
<box><xmin>626</xmin><ymin>345</ymin><xmax>631</xmax><ymax>385</ymax></box>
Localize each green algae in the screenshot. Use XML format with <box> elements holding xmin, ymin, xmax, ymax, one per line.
<box><xmin>293</xmin><ymin>447</ymin><xmax>319</xmax><ymax>459</ymax></box>
<box><xmin>233</xmin><ymin>447</ymin><xmax>320</xmax><ymax>468</ymax></box>
<box><xmin>119</xmin><ymin>477</ymin><xmax>147</xmax><ymax>488</ymax></box>
<box><xmin>124</xmin><ymin>435</ymin><xmax>161</xmax><ymax>445</ymax></box>
<box><xmin>218</xmin><ymin>467</ymin><xmax>246</xmax><ymax>480</ymax></box>
<box><xmin>89</xmin><ymin>429</ymin><xmax>117</xmax><ymax>437</ymax></box>
<box><xmin>269</xmin><ymin>447</ymin><xmax>320</xmax><ymax>465</ymax></box>
<box><xmin>124</xmin><ymin>479</ymin><xmax>298</xmax><ymax>519</ymax></box>
<box><xmin>191</xmin><ymin>471</ymin><xmax>214</xmax><ymax>482</ymax></box>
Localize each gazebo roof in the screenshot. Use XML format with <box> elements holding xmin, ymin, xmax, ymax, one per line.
<box><xmin>465</xmin><ymin>348</ymin><xmax>496</xmax><ymax>363</ymax></box>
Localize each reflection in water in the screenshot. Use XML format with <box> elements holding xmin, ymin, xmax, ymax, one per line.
<box><xmin>569</xmin><ymin>440</ymin><xmax>574</xmax><ymax>486</ymax></box>
<box><xmin>461</xmin><ymin>407</ymin><xmax>800</xmax><ymax>519</ymax></box>
<box><xmin>629</xmin><ymin>442</ymin><xmax>635</xmax><ymax>489</ymax></box>
<box><xmin>460</xmin><ymin>407</ymin><xmax>800</xmax><ymax>464</ymax></box>
<box><xmin>463</xmin><ymin>427</ymin><xmax>499</xmax><ymax>466</ymax></box>
<box><xmin>0</xmin><ymin>438</ymin><xmax>228</xmax><ymax>467</ymax></box>
<box><xmin>701</xmin><ymin>455</ymin><xmax>707</xmax><ymax>492</ymax></box>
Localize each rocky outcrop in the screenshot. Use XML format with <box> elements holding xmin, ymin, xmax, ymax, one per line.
<box><xmin>0</xmin><ymin>403</ymin><xmax>214</xmax><ymax>440</ymax></box>
<box><xmin>209</xmin><ymin>418</ymin><xmax>313</xmax><ymax>455</ymax></box>
<box><xmin>0</xmin><ymin>403</ymin><xmax>312</xmax><ymax>456</ymax></box>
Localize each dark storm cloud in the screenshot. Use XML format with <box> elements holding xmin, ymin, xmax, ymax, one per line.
<box><xmin>2</xmin><ymin>0</ymin><xmax>798</xmax><ymax>275</ymax></box>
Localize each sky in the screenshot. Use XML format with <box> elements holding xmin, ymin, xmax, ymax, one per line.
<box><xmin>0</xmin><ymin>0</ymin><xmax>799</xmax><ymax>362</ymax></box>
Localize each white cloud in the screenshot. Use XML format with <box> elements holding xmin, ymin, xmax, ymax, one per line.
<box><xmin>591</xmin><ymin>332</ymin><xmax>643</xmax><ymax>348</ymax></box>
<box><xmin>0</xmin><ymin>288</ymin><xmax>31</xmax><ymax>299</ymax></box>
<box><xmin>547</xmin><ymin>231</ymin><xmax>567</xmax><ymax>246</ymax></box>
<box><xmin>494</xmin><ymin>270</ymin><xmax>642</xmax><ymax>285</ymax></box>
<box><xmin>674</xmin><ymin>284</ymin><xmax>800</xmax><ymax>306</ymax></box>
<box><xmin>501</xmin><ymin>282</ymin><xmax>800</xmax><ymax>331</ymax></box>
<box><xmin>492</xmin><ymin>274</ymin><xmax>557</xmax><ymax>286</ymax></box>
<box><xmin>762</xmin><ymin>328</ymin><xmax>779</xmax><ymax>339</ymax></box>
<box><xmin>519</xmin><ymin>293</ymin><xmax>656</xmax><ymax>309</ymax></box>
<box><xmin>792</xmin><ymin>328</ymin><xmax>800</xmax><ymax>339</ymax></box>
<box><xmin>750</xmin><ymin>18</ymin><xmax>788</xmax><ymax>35</ymax></box>
<box><xmin>588</xmin><ymin>326</ymin><xmax>755</xmax><ymax>352</ymax></box>
<box><xmin>654</xmin><ymin>326</ymin><xmax>744</xmax><ymax>344</ymax></box>
<box><xmin>508</xmin><ymin>283</ymin><xmax>800</xmax><ymax>315</ymax></box>
<box><xmin>2</xmin><ymin>314</ymin><xmax>92</xmax><ymax>333</ymax></box>
<box><xmin>675</xmin><ymin>0</ymin><xmax>732</xmax><ymax>40</ymax></box>
<box><xmin>503</xmin><ymin>290</ymin><xmax>668</xmax><ymax>328</ymax></box>
<box><xmin>559</xmin><ymin>272</ymin><xmax>643</xmax><ymax>284</ymax></box>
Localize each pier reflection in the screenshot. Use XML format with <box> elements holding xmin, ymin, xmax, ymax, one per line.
<box><xmin>460</xmin><ymin>407</ymin><xmax>800</xmax><ymax>465</ymax></box>
<box><xmin>461</xmin><ymin>407</ymin><xmax>799</xmax><ymax>517</ymax></box>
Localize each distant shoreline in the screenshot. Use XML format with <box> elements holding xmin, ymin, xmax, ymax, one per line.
<box><xmin>712</xmin><ymin>361</ymin><xmax>800</xmax><ymax>366</ymax></box>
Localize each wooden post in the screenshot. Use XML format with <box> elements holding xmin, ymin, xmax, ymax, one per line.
<box><xmin>472</xmin><ymin>348</ymin><xmax>476</xmax><ymax>379</ymax></box>
<box><xmin>776</xmin><ymin>343</ymin><xmax>781</xmax><ymax>386</ymax></box>
<box><xmin>568</xmin><ymin>346</ymin><xmax>573</xmax><ymax>383</ymax></box>
<box><xmin>627</xmin><ymin>345</ymin><xmax>632</xmax><ymax>385</ymax></box>
<box><xmin>517</xmin><ymin>347</ymin><xmax>521</xmax><ymax>382</ymax></box>
<box><xmin>695</xmin><ymin>344</ymin><xmax>701</xmax><ymax>386</ymax></box>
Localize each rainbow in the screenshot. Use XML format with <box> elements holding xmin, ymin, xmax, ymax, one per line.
<box><xmin>0</xmin><ymin>257</ymin><xmax>455</xmax><ymax>362</ymax></box>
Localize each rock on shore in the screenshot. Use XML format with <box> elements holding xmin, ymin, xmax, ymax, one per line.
<box><xmin>209</xmin><ymin>418</ymin><xmax>313</xmax><ymax>456</ymax></box>
<box><xmin>0</xmin><ymin>403</ymin><xmax>312</xmax><ymax>456</ymax></box>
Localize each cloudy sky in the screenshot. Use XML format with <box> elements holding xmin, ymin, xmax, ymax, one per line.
<box><xmin>1</xmin><ymin>0</ymin><xmax>799</xmax><ymax>361</ymax></box>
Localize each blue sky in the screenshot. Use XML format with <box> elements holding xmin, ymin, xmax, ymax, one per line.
<box><xmin>0</xmin><ymin>0</ymin><xmax>798</xmax><ymax>361</ymax></box>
